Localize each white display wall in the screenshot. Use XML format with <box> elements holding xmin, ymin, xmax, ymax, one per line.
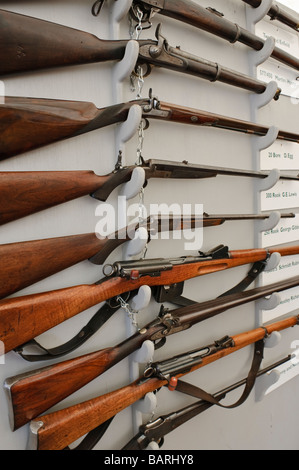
<box><xmin>0</xmin><ymin>0</ymin><xmax>299</xmax><ymax>451</ymax></box>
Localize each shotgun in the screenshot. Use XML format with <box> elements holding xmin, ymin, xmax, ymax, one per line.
<box><xmin>1</xmin><ymin>243</ymin><xmax>299</xmax><ymax>356</ymax></box>
<box><xmin>1</xmin><ymin>157</ymin><xmax>298</xmax><ymax>226</ymax></box>
<box><xmin>1</xmin><ymin>91</ymin><xmax>299</xmax><ymax>160</ymax></box>
<box><xmin>122</xmin><ymin>354</ymin><xmax>292</xmax><ymax>451</ymax></box>
<box><xmin>0</xmin><ymin>10</ymin><xmax>279</xmax><ymax>99</ymax></box>
<box><xmin>241</xmin><ymin>0</ymin><xmax>299</xmax><ymax>32</ymax></box>
<box><xmin>25</xmin><ymin>314</ymin><xmax>299</xmax><ymax>450</ymax></box>
<box><xmin>5</xmin><ymin>273</ymin><xmax>299</xmax><ymax>431</ymax></box>
<box><xmin>1</xmin><ymin>211</ymin><xmax>293</xmax><ymax>300</ymax></box>
<box><xmin>128</xmin><ymin>0</ymin><xmax>299</xmax><ymax>72</ymax></box>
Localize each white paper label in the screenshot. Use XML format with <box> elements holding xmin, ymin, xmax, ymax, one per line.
<box><xmin>260</xmin><ymin>140</ymin><xmax>299</xmax><ymax>171</ymax></box>
<box><xmin>260</xmin><ymin>180</ymin><xmax>299</xmax><ymax>210</ymax></box>
<box><xmin>261</xmin><ymin>253</ymin><xmax>299</xmax><ymax>284</ymax></box>
<box><xmin>261</xmin><ymin>285</ymin><xmax>299</xmax><ymax>323</ymax></box>
<box><xmin>263</xmin><ymin>351</ymin><xmax>299</xmax><ymax>396</ymax></box>
<box><xmin>261</xmin><ymin>213</ymin><xmax>299</xmax><ymax>247</ymax></box>
<box><xmin>256</xmin><ymin>21</ymin><xmax>299</xmax><ymax>57</ymax></box>
<box><xmin>255</xmin><ymin>21</ymin><xmax>299</xmax><ymax>97</ymax></box>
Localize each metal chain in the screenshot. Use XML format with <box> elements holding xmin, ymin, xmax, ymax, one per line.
<box><xmin>116</xmin><ymin>295</ymin><xmax>138</xmax><ymax>329</ymax></box>
<box><xmin>129</xmin><ymin>5</ymin><xmax>144</xmax><ymax>40</ymax></box>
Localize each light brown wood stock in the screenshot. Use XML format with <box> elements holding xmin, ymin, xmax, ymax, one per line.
<box><xmin>0</xmin><ymin>233</ymin><xmax>127</xmax><ymax>300</ymax></box>
<box><xmin>29</xmin><ymin>315</ymin><xmax>299</xmax><ymax>450</ymax></box>
<box><xmin>1</xmin><ymin>245</ymin><xmax>299</xmax><ymax>354</ymax></box>
<box><xmin>7</xmin><ymin>273</ymin><xmax>299</xmax><ymax>431</ymax></box>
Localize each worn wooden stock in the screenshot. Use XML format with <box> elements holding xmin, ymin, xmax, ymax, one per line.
<box><xmin>28</xmin><ymin>315</ymin><xmax>299</xmax><ymax>450</ymax></box>
<box><xmin>156</xmin><ymin>0</ymin><xmax>299</xmax><ymax>70</ymax></box>
<box><xmin>1</xmin><ymin>96</ymin><xmax>299</xmax><ymax>160</ymax></box>
<box><xmin>6</xmin><ymin>273</ymin><xmax>299</xmax><ymax>431</ymax></box>
<box><xmin>0</xmin><ymin>9</ymin><xmax>277</xmax><ymax>98</ymax></box>
<box><xmin>242</xmin><ymin>0</ymin><xmax>299</xmax><ymax>32</ymax></box>
<box><xmin>1</xmin><ymin>244</ymin><xmax>299</xmax><ymax>354</ymax></box>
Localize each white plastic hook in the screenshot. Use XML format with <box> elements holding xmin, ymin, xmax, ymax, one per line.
<box><xmin>257</xmin><ymin>211</ymin><xmax>281</xmax><ymax>232</ymax></box>
<box><xmin>245</xmin><ymin>0</ymin><xmax>275</xmax><ymax>29</ymax></box>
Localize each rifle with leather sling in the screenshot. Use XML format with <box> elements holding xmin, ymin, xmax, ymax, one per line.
<box><xmin>1</xmin><ymin>157</ymin><xmax>298</xmax><ymax>226</ymax></box>
<box><xmin>5</xmin><ymin>273</ymin><xmax>299</xmax><ymax>431</ymax></box>
<box><xmin>1</xmin><ymin>91</ymin><xmax>299</xmax><ymax>160</ymax></box>
<box><xmin>126</xmin><ymin>0</ymin><xmax>299</xmax><ymax>72</ymax></box>
<box><xmin>241</xmin><ymin>0</ymin><xmax>299</xmax><ymax>32</ymax></box>
<box><xmin>1</xmin><ymin>243</ymin><xmax>299</xmax><ymax>355</ymax></box>
<box><xmin>25</xmin><ymin>314</ymin><xmax>299</xmax><ymax>450</ymax></box>
<box><xmin>0</xmin><ymin>10</ymin><xmax>279</xmax><ymax>99</ymax></box>
<box><xmin>122</xmin><ymin>354</ymin><xmax>292</xmax><ymax>451</ymax></box>
<box><xmin>2</xmin><ymin>211</ymin><xmax>294</xmax><ymax>300</ymax></box>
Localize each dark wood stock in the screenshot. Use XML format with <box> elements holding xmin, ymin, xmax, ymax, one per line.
<box><xmin>0</xmin><ymin>167</ymin><xmax>135</xmax><ymax>225</ymax></box>
<box><xmin>1</xmin><ymin>96</ymin><xmax>299</xmax><ymax>160</ymax></box>
<box><xmin>0</xmin><ymin>9</ymin><xmax>132</xmax><ymax>75</ymax></box>
<box><xmin>0</xmin><ymin>96</ymin><xmax>145</xmax><ymax>160</ymax></box>
<box><xmin>1</xmin><ymin>245</ymin><xmax>298</xmax><ymax>354</ymax></box>
<box><xmin>7</xmin><ymin>273</ymin><xmax>299</xmax><ymax>431</ymax></box>
<box><xmin>29</xmin><ymin>315</ymin><xmax>299</xmax><ymax>450</ymax></box>
<box><xmin>161</xmin><ymin>0</ymin><xmax>299</xmax><ymax>70</ymax></box>
<box><xmin>242</xmin><ymin>0</ymin><xmax>299</xmax><ymax>32</ymax></box>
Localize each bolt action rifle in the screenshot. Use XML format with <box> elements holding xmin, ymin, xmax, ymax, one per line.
<box><xmin>5</xmin><ymin>273</ymin><xmax>299</xmax><ymax>432</ymax></box>
<box><xmin>1</xmin><ymin>91</ymin><xmax>299</xmax><ymax>160</ymax></box>
<box><xmin>126</xmin><ymin>0</ymin><xmax>299</xmax><ymax>71</ymax></box>
<box><xmin>2</xmin><ymin>211</ymin><xmax>294</xmax><ymax>300</ymax></box>
<box><xmin>25</xmin><ymin>314</ymin><xmax>299</xmax><ymax>450</ymax></box>
<box><xmin>1</xmin><ymin>243</ymin><xmax>299</xmax><ymax>355</ymax></box>
<box><xmin>1</xmin><ymin>157</ymin><xmax>298</xmax><ymax>226</ymax></box>
<box><xmin>0</xmin><ymin>9</ymin><xmax>278</xmax><ymax>99</ymax></box>
<box><xmin>241</xmin><ymin>0</ymin><xmax>299</xmax><ymax>32</ymax></box>
<box><xmin>122</xmin><ymin>354</ymin><xmax>292</xmax><ymax>451</ymax></box>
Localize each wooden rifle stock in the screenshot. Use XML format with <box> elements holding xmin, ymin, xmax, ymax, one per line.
<box><xmin>1</xmin><ymin>94</ymin><xmax>299</xmax><ymax>160</ymax></box>
<box><xmin>0</xmin><ymin>9</ymin><xmax>276</xmax><ymax>98</ymax></box>
<box><xmin>1</xmin><ymin>158</ymin><xmax>298</xmax><ymax>225</ymax></box>
<box><xmin>132</xmin><ymin>0</ymin><xmax>299</xmax><ymax>71</ymax></box>
<box><xmin>26</xmin><ymin>315</ymin><xmax>299</xmax><ymax>450</ymax></box>
<box><xmin>0</xmin><ymin>212</ymin><xmax>295</xmax><ymax>300</ymax></box>
<box><xmin>1</xmin><ymin>244</ymin><xmax>299</xmax><ymax>354</ymax></box>
<box><xmin>5</xmin><ymin>273</ymin><xmax>299</xmax><ymax>431</ymax></box>
<box><xmin>241</xmin><ymin>0</ymin><xmax>299</xmax><ymax>32</ymax></box>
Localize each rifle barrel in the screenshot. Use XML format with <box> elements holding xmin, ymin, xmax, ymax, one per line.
<box><xmin>26</xmin><ymin>315</ymin><xmax>299</xmax><ymax>450</ymax></box>
<box><xmin>5</xmin><ymin>274</ymin><xmax>299</xmax><ymax>430</ymax></box>
<box><xmin>242</xmin><ymin>0</ymin><xmax>299</xmax><ymax>32</ymax></box>
<box><xmin>1</xmin><ymin>95</ymin><xmax>299</xmax><ymax>160</ymax></box>
<box><xmin>145</xmin><ymin>0</ymin><xmax>299</xmax><ymax>71</ymax></box>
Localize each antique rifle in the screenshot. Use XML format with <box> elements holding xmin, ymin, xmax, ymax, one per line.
<box><xmin>123</xmin><ymin>354</ymin><xmax>292</xmax><ymax>450</ymax></box>
<box><xmin>1</xmin><ymin>158</ymin><xmax>298</xmax><ymax>225</ymax></box>
<box><xmin>242</xmin><ymin>0</ymin><xmax>299</xmax><ymax>32</ymax></box>
<box><xmin>0</xmin><ymin>9</ymin><xmax>278</xmax><ymax>98</ymax></box>
<box><xmin>1</xmin><ymin>91</ymin><xmax>299</xmax><ymax>160</ymax></box>
<box><xmin>1</xmin><ymin>211</ymin><xmax>294</xmax><ymax>300</ymax></box>
<box><xmin>128</xmin><ymin>0</ymin><xmax>299</xmax><ymax>71</ymax></box>
<box><xmin>5</xmin><ymin>274</ymin><xmax>299</xmax><ymax>431</ymax></box>
<box><xmin>1</xmin><ymin>243</ymin><xmax>299</xmax><ymax>355</ymax></box>
<box><xmin>26</xmin><ymin>314</ymin><xmax>299</xmax><ymax>450</ymax></box>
